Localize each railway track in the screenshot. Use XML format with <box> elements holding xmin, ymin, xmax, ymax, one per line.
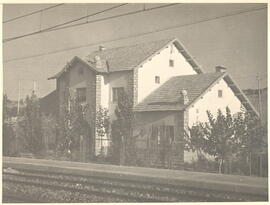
<box><xmin>3</xmin><ymin>168</ymin><xmax>264</xmax><ymax>202</ymax></box>
<box><xmin>3</xmin><ymin>191</ymin><xmax>45</xmax><ymax>203</ymax></box>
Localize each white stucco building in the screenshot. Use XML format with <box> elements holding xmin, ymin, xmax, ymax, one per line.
<box><xmin>49</xmin><ymin>38</ymin><xmax>258</xmax><ymax>167</ymax></box>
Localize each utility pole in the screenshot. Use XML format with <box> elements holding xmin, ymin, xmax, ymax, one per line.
<box><xmin>256</xmin><ymin>73</ymin><xmax>262</xmax><ymax>117</ymax></box>
<box><xmin>256</xmin><ymin>73</ymin><xmax>263</xmax><ymax>177</ymax></box>
<box><xmin>17</xmin><ymin>79</ymin><xmax>21</xmax><ymax>115</ymax></box>
<box><xmin>33</xmin><ymin>81</ymin><xmax>36</xmax><ymax>93</ymax></box>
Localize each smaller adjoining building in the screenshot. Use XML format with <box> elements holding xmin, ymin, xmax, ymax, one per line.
<box><xmin>133</xmin><ymin>70</ymin><xmax>259</xmax><ymax>168</ymax></box>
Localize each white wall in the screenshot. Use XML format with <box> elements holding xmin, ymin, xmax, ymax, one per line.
<box><xmin>100</xmin><ymin>74</ymin><xmax>109</xmax><ymax>109</ymax></box>
<box><xmin>188</xmin><ymin>78</ymin><xmax>243</xmax><ymax>127</ymax></box>
<box><xmin>184</xmin><ymin>78</ymin><xmax>243</xmax><ymax>162</ymax></box>
<box><xmin>100</xmin><ymin>72</ymin><xmax>130</xmax><ymax>119</ymax></box>
<box><xmin>98</xmin><ymin>72</ymin><xmax>130</xmax><ymax>155</ymax></box>
<box><xmin>137</xmin><ymin>43</ymin><xmax>197</xmax><ymax>103</ymax></box>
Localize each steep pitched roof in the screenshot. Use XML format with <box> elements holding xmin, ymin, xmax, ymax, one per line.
<box><xmin>48</xmin><ymin>56</ymin><xmax>97</xmax><ymax>80</ymax></box>
<box><xmin>49</xmin><ymin>38</ymin><xmax>203</xmax><ymax>79</ymax></box>
<box><xmin>84</xmin><ymin>38</ymin><xmax>174</xmax><ymax>73</ymax></box>
<box><xmin>134</xmin><ymin>72</ymin><xmax>259</xmax><ymax>117</ymax></box>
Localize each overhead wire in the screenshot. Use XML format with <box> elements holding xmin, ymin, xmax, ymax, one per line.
<box><xmin>3</xmin><ymin>3</ymin><xmax>177</xmax><ymax>43</ymax></box>
<box><xmin>3</xmin><ymin>5</ymin><xmax>267</xmax><ymax>63</ymax></box>
<box><xmin>3</xmin><ymin>3</ymin><xmax>129</xmax><ymax>43</ymax></box>
<box><xmin>3</xmin><ymin>3</ymin><xmax>64</xmax><ymax>23</ymax></box>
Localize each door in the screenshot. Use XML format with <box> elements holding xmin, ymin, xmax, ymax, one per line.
<box><xmin>148</xmin><ymin>125</ymin><xmax>174</xmax><ymax>168</ymax></box>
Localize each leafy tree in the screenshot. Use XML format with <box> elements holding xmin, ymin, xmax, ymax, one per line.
<box><xmin>112</xmin><ymin>90</ymin><xmax>137</xmax><ymax>165</ymax></box>
<box><xmin>41</xmin><ymin>113</ymin><xmax>58</xmax><ymax>152</ymax></box>
<box><xmin>18</xmin><ymin>91</ymin><xmax>44</xmax><ymax>155</ymax></box>
<box><xmin>234</xmin><ymin>111</ymin><xmax>267</xmax><ymax>175</ymax></box>
<box><xmin>96</xmin><ymin>106</ymin><xmax>110</xmax><ymax>158</ymax></box>
<box><xmin>186</xmin><ymin>106</ymin><xmax>267</xmax><ymax>175</ymax></box>
<box><xmin>57</xmin><ymin>92</ymin><xmax>91</xmax><ymax>161</ymax></box>
<box><xmin>184</xmin><ymin>123</ymin><xmax>205</xmax><ymax>160</ymax></box>
<box><xmin>3</xmin><ymin>94</ymin><xmax>16</xmax><ymax>156</ymax></box>
<box><xmin>202</xmin><ymin>107</ymin><xmax>237</xmax><ymax>173</ymax></box>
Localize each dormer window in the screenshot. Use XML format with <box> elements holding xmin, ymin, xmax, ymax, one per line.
<box><xmin>155</xmin><ymin>76</ymin><xmax>160</xmax><ymax>84</ymax></box>
<box><xmin>218</xmin><ymin>90</ymin><xmax>223</xmax><ymax>98</ymax></box>
<box><xmin>169</xmin><ymin>59</ymin><xmax>174</xmax><ymax>67</ymax></box>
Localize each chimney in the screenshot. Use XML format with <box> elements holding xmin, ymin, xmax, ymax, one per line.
<box><xmin>99</xmin><ymin>45</ymin><xmax>105</xmax><ymax>51</ymax></box>
<box><xmin>215</xmin><ymin>65</ymin><xmax>227</xmax><ymax>73</ymax></box>
<box><xmin>181</xmin><ymin>89</ymin><xmax>189</xmax><ymax>105</ymax></box>
<box><xmin>94</xmin><ymin>55</ymin><xmax>102</xmax><ymax>69</ymax></box>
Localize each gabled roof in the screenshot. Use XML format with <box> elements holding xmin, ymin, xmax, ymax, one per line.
<box><xmin>48</xmin><ymin>56</ymin><xmax>97</xmax><ymax>80</ymax></box>
<box><xmin>134</xmin><ymin>72</ymin><xmax>259</xmax><ymax>117</ymax></box>
<box><xmin>49</xmin><ymin>38</ymin><xmax>203</xmax><ymax>79</ymax></box>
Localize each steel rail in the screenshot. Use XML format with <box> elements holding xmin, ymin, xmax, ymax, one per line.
<box><xmin>4</xmin><ymin>172</ymin><xmax>209</xmax><ymax>202</ymax></box>
<box><xmin>4</xmin><ymin>178</ymin><xmax>166</xmax><ymax>202</ymax></box>
<box><xmin>3</xmin><ymin>170</ymin><xmax>255</xmax><ymax>202</ymax></box>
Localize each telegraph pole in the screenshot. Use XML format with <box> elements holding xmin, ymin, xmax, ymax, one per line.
<box><xmin>256</xmin><ymin>73</ymin><xmax>262</xmax><ymax>117</ymax></box>
<box><xmin>256</xmin><ymin>73</ymin><xmax>263</xmax><ymax>177</ymax></box>
<box><xmin>33</xmin><ymin>81</ymin><xmax>36</xmax><ymax>93</ymax></box>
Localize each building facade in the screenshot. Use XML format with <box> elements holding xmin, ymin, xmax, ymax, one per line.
<box><xmin>49</xmin><ymin>38</ymin><xmax>258</xmax><ymax>167</ymax></box>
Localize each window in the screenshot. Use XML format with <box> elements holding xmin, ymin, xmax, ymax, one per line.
<box><xmin>155</xmin><ymin>76</ymin><xmax>160</xmax><ymax>84</ymax></box>
<box><xmin>166</xmin><ymin>126</ymin><xmax>174</xmax><ymax>144</ymax></box>
<box><xmin>151</xmin><ymin>126</ymin><xmax>157</xmax><ymax>139</ymax></box>
<box><xmin>76</xmin><ymin>88</ymin><xmax>86</xmax><ymax>102</ymax></box>
<box><xmin>169</xmin><ymin>59</ymin><xmax>174</xmax><ymax>67</ymax></box>
<box><xmin>218</xmin><ymin>90</ymin><xmax>223</xmax><ymax>98</ymax></box>
<box><xmin>112</xmin><ymin>87</ymin><xmax>124</xmax><ymax>102</ymax></box>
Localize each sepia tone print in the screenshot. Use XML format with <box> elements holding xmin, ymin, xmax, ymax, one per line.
<box><xmin>2</xmin><ymin>3</ymin><xmax>268</xmax><ymax>202</ymax></box>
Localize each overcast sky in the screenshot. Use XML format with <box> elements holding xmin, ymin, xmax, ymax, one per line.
<box><xmin>3</xmin><ymin>3</ymin><xmax>267</xmax><ymax>100</ymax></box>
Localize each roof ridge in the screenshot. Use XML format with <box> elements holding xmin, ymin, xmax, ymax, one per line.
<box><xmin>134</xmin><ymin>72</ymin><xmax>227</xmax><ymax>112</ymax></box>
<box><xmin>88</xmin><ymin>37</ymin><xmax>176</xmax><ymax>54</ymax></box>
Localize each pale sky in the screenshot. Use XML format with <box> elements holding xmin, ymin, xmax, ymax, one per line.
<box><xmin>3</xmin><ymin>3</ymin><xmax>267</xmax><ymax>100</ymax></box>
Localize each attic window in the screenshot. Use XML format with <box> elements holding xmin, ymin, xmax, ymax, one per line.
<box><xmin>169</xmin><ymin>59</ymin><xmax>174</xmax><ymax>67</ymax></box>
<box><xmin>155</xmin><ymin>76</ymin><xmax>160</xmax><ymax>84</ymax></box>
<box><xmin>218</xmin><ymin>90</ymin><xmax>223</xmax><ymax>98</ymax></box>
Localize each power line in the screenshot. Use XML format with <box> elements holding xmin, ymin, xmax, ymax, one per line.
<box><xmin>3</xmin><ymin>3</ymin><xmax>177</xmax><ymax>43</ymax></box>
<box><xmin>4</xmin><ymin>5</ymin><xmax>267</xmax><ymax>63</ymax></box>
<box><xmin>3</xmin><ymin>4</ymin><xmax>64</xmax><ymax>23</ymax></box>
<box><xmin>45</xmin><ymin>3</ymin><xmax>178</xmax><ymax>33</ymax></box>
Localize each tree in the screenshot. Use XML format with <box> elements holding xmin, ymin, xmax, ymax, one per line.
<box><xmin>3</xmin><ymin>94</ymin><xmax>16</xmax><ymax>156</ymax></box>
<box><xmin>186</xmin><ymin>106</ymin><xmax>267</xmax><ymax>175</ymax></box>
<box><xmin>57</xmin><ymin>92</ymin><xmax>91</xmax><ymax>161</ymax></box>
<box><xmin>112</xmin><ymin>90</ymin><xmax>137</xmax><ymax>165</ymax></box>
<box><xmin>234</xmin><ymin>110</ymin><xmax>267</xmax><ymax>175</ymax></box>
<box><xmin>18</xmin><ymin>91</ymin><xmax>44</xmax><ymax>155</ymax></box>
<box><xmin>96</xmin><ymin>106</ymin><xmax>110</xmax><ymax>158</ymax></box>
<box><xmin>41</xmin><ymin>113</ymin><xmax>58</xmax><ymax>153</ymax></box>
<box><xmin>192</xmin><ymin>107</ymin><xmax>238</xmax><ymax>174</ymax></box>
<box><xmin>184</xmin><ymin>123</ymin><xmax>205</xmax><ymax>160</ymax></box>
